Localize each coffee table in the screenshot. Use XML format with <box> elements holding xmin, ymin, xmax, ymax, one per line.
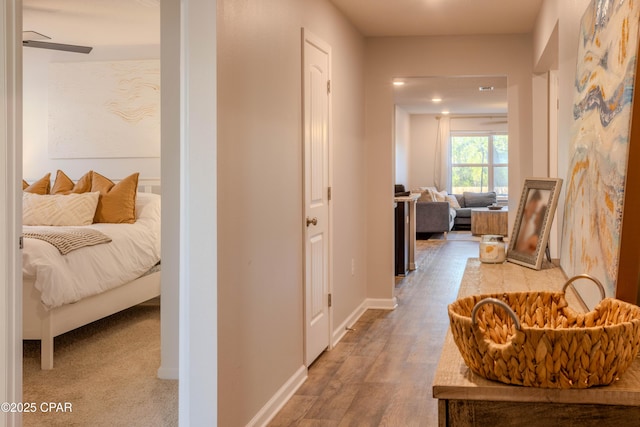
<box><xmin>470</xmin><ymin>207</ymin><xmax>508</xmax><ymax>236</ymax></box>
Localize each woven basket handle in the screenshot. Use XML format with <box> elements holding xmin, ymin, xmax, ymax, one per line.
<box><xmin>562</xmin><ymin>274</ymin><xmax>606</xmax><ymax>301</ymax></box>
<box><xmin>471</xmin><ymin>298</ymin><xmax>521</xmax><ymax>331</ymax></box>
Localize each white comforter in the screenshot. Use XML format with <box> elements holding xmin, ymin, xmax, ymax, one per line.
<box><xmin>22</xmin><ymin>192</ymin><xmax>161</xmax><ymax>309</ymax></box>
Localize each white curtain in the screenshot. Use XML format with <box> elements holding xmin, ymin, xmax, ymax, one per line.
<box><xmin>434</xmin><ymin>116</ymin><xmax>451</xmax><ymax>191</ymax></box>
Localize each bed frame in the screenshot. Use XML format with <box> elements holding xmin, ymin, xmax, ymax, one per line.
<box><xmin>23</xmin><ymin>272</ymin><xmax>160</xmax><ymax>369</ymax></box>
<box><xmin>22</xmin><ymin>178</ymin><xmax>161</xmax><ymax>370</ymax></box>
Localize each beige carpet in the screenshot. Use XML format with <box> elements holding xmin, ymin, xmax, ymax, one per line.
<box><xmin>23</xmin><ymin>299</ymin><xmax>178</xmax><ymax>427</ymax></box>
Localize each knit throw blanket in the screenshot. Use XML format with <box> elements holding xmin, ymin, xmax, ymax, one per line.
<box><xmin>23</xmin><ymin>227</ymin><xmax>112</xmax><ymax>255</ymax></box>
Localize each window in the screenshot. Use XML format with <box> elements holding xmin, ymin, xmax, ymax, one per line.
<box><xmin>450</xmin><ymin>132</ymin><xmax>508</xmax><ymax>198</ymax></box>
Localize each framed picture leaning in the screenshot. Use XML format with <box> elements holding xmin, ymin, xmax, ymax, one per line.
<box><xmin>507</xmin><ymin>178</ymin><xmax>563</xmax><ymax>270</ymax></box>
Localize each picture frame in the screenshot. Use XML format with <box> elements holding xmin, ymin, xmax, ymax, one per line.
<box><xmin>507</xmin><ymin>178</ymin><xmax>563</xmax><ymax>270</ymax></box>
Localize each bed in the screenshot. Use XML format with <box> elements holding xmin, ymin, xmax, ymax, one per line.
<box><xmin>21</xmin><ymin>177</ymin><xmax>161</xmax><ymax>369</ymax></box>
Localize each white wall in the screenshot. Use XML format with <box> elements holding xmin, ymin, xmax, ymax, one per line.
<box><xmin>365</xmin><ymin>34</ymin><xmax>534</xmax><ymax>300</ymax></box>
<box><xmin>217</xmin><ymin>0</ymin><xmax>366</xmax><ymax>424</ymax></box>
<box><xmin>178</xmin><ymin>0</ymin><xmax>218</xmax><ymax>423</ymax></box>
<box><xmin>158</xmin><ymin>0</ymin><xmax>180</xmax><ymax>382</ymax></box>
<box><xmin>22</xmin><ymin>45</ymin><xmax>160</xmax><ymax>181</ymax></box>
<box><xmin>532</xmin><ymin>0</ymin><xmax>590</xmax><ymax>258</ymax></box>
<box><xmin>408</xmin><ymin>114</ymin><xmax>437</xmax><ymax>190</ymax></box>
<box><xmin>394</xmin><ymin>106</ymin><xmax>410</xmax><ymax>186</ymax></box>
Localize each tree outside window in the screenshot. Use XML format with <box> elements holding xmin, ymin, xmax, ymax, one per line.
<box><xmin>450</xmin><ymin>132</ymin><xmax>508</xmax><ymax>198</ymax></box>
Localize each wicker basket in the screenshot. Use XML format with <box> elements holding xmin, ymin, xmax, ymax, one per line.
<box><xmin>448</xmin><ymin>274</ymin><xmax>640</xmax><ymax>389</ymax></box>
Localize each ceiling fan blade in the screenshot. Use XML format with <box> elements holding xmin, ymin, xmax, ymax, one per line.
<box><xmin>22</xmin><ymin>40</ymin><xmax>92</xmax><ymax>54</ymax></box>
<box><xmin>22</xmin><ymin>31</ymin><xmax>50</xmax><ymax>41</ymax></box>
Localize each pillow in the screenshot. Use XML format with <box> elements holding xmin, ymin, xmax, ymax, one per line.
<box><xmin>51</xmin><ymin>170</ymin><xmax>93</xmax><ymax>195</ymax></box>
<box><xmin>412</xmin><ymin>187</ymin><xmax>435</xmax><ymax>202</ymax></box>
<box><xmin>463</xmin><ymin>191</ymin><xmax>497</xmax><ymax>207</ymax></box>
<box><xmin>445</xmin><ymin>194</ymin><xmax>461</xmax><ymax>209</ymax></box>
<box><xmin>23</xmin><ymin>192</ymin><xmax>100</xmax><ymax>226</ymax></box>
<box><xmin>135</xmin><ymin>192</ymin><xmax>161</xmax><ymax>220</ymax></box>
<box><xmin>433</xmin><ymin>190</ymin><xmax>448</xmax><ymax>203</ymax></box>
<box><xmin>23</xmin><ymin>173</ymin><xmax>51</xmax><ymax>195</ymax></box>
<box><xmin>92</xmin><ymin>172</ymin><xmax>139</xmax><ymax>223</ymax></box>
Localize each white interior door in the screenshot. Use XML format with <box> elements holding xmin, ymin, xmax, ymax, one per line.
<box><xmin>303</xmin><ymin>29</ymin><xmax>331</xmax><ymax>366</ymax></box>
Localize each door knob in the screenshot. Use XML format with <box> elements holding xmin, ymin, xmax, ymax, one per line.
<box><xmin>306</xmin><ymin>217</ymin><xmax>318</xmax><ymax>227</ymax></box>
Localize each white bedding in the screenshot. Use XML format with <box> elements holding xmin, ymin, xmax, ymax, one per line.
<box><xmin>22</xmin><ymin>192</ymin><xmax>161</xmax><ymax>309</ymax></box>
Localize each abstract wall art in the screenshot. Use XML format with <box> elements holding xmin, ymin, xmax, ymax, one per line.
<box><xmin>560</xmin><ymin>0</ymin><xmax>640</xmax><ymax>306</ymax></box>
<box><xmin>48</xmin><ymin>59</ymin><xmax>160</xmax><ymax>159</ymax></box>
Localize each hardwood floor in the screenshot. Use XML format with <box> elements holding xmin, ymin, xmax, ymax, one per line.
<box><xmin>269</xmin><ymin>235</ymin><xmax>480</xmax><ymax>426</ymax></box>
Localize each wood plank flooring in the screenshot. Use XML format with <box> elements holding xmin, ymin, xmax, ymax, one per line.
<box><xmin>269</xmin><ymin>235</ymin><xmax>480</xmax><ymax>426</ymax></box>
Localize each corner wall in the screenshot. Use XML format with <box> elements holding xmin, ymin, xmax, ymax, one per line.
<box><xmin>365</xmin><ymin>34</ymin><xmax>534</xmax><ymax>301</ymax></box>
<box><xmin>217</xmin><ymin>0</ymin><xmax>366</xmax><ymax>424</ymax></box>
<box><xmin>531</xmin><ymin>0</ymin><xmax>591</xmax><ymax>260</ymax></box>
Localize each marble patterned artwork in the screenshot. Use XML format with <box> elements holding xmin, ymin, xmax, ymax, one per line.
<box><xmin>48</xmin><ymin>60</ymin><xmax>160</xmax><ymax>158</ymax></box>
<box><xmin>560</xmin><ymin>0</ymin><xmax>640</xmax><ymax>306</ymax></box>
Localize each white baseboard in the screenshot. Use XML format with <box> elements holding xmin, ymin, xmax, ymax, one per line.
<box><xmin>248</xmin><ymin>365</ymin><xmax>307</xmax><ymax>427</ymax></box>
<box><xmin>365</xmin><ymin>297</ymin><xmax>398</xmax><ymax>310</ymax></box>
<box><xmin>332</xmin><ymin>300</ymin><xmax>368</xmax><ymax>344</ymax></box>
<box><xmin>249</xmin><ymin>297</ymin><xmax>397</xmax><ymax>426</ymax></box>
<box><xmin>331</xmin><ymin>297</ymin><xmax>397</xmax><ymax>346</ymax></box>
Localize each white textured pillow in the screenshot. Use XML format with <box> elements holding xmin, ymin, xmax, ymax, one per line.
<box><xmin>135</xmin><ymin>192</ymin><xmax>161</xmax><ymax>220</ymax></box>
<box><xmin>445</xmin><ymin>194</ymin><xmax>461</xmax><ymax>209</ymax></box>
<box><xmin>413</xmin><ymin>186</ymin><xmax>436</xmax><ymax>202</ymax></box>
<box><xmin>434</xmin><ymin>190</ymin><xmax>448</xmax><ymax>202</ymax></box>
<box><xmin>23</xmin><ymin>192</ymin><xmax>100</xmax><ymax>226</ymax></box>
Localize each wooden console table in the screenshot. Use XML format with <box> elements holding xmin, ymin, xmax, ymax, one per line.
<box><xmin>432</xmin><ymin>259</ymin><xmax>640</xmax><ymax>426</ymax></box>
<box><xmin>471</xmin><ymin>207</ymin><xmax>508</xmax><ymax>236</ymax></box>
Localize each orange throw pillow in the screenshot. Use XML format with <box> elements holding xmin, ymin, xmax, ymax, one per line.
<box><xmin>23</xmin><ymin>173</ymin><xmax>51</xmax><ymax>195</ymax></box>
<box><xmin>51</xmin><ymin>170</ymin><xmax>93</xmax><ymax>195</ymax></box>
<box><xmin>92</xmin><ymin>172</ymin><xmax>139</xmax><ymax>223</ymax></box>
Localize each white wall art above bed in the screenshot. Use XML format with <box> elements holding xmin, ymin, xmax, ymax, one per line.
<box><xmin>48</xmin><ymin>60</ymin><xmax>160</xmax><ymax>159</ymax></box>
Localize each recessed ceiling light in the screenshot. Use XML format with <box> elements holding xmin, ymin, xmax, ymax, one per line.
<box><xmin>393</xmin><ymin>81</ymin><xmax>405</xmax><ymax>86</ymax></box>
<box><xmin>479</xmin><ymin>86</ymin><xmax>494</xmax><ymax>92</ymax></box>
<box><xmin>442</xmin><ymin>110</ymin><xmax>450</xmax><ymax>115</ymax></box>
<box><xmin>431</xmin><ymin>98</ymin><xmax>442</xmax><ymax>103</ymax></box>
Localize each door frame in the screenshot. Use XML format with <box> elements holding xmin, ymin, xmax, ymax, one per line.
<box><xmin>0</xmin><ymin>0</ymin><xmax>23</xmax><ymax>425</ymax></box>
<box><xmin>0</xmin><ymin>0</ymin><xmax>218</xmax><ymax>425</ymax></box>
<box><xmin>301</xmin><ymin>28</ymin><xmax>333</xmax><ymax>366</ymax></box>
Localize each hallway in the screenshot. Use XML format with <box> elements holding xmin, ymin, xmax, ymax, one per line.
<box><xmin>270</xmin><ymin>236</ymin><xmax>479</xmax><ymax>426</ymax></box>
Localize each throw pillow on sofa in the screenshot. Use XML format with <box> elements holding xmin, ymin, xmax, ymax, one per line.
<box><xmin>462</xmin><ymin>191</ymin><xmax>497</xmax><ymax>207</ymax></box>
<box><xmin>433</xmin><ymin>190</ymin><xmax>447</xmax><ymax>202</ymax></box>
<box><xmin>445</xmin><ymin>194</ymin><xmax>461</xmax><ymax>209</ymax></box>
<box><xmin>412</xmin><ymin>186</ymin><xmax>436</xmax><ymax>202</ymax></box>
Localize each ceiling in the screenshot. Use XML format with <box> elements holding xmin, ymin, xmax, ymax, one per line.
<box><xmin>23</xmin><ymin>0</ymin><xmax>539</xmax><ymax>115</ymax></box>
<box><xmin>394</xmin><ymin>76</ymin><xmax>508</xmax><ymax>115</ymax></box>
<box><xmin>328</xmin><ymin>0</ymin><xmax>544</xmax><ymax>37</ymax></box>
<box><xmin>330</xmin><ymin>0</ymin><xmax>544</xmax><ymax>116</ymax></box>
<box><xmin>22</xmin><ymin>0</ymin><xmax>159</xmax><ymax>47</ymax></box>
<box><xmin>23</xmin><ymin>0</ymin><xmax>543</xmax><ymax>46</ymax></box>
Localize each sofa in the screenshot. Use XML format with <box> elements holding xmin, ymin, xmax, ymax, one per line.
<box><xmin>407</xmin><ymin>186</ymin><xmax>457</xmax><ymax>234</ymax></box>
<box><xmin>416</xmin><ymin>201</ymin><xmax>455</xmax><ymax>233</ymax></box>
<box><xmin>452</xmin><ymin>191</ymin><xmax>497</xmax><ymax>229</ymax></box>
<box><xmin>408</xmin><ymin>186</ymin><xmax>497</xmax><ymax>234</ymax></box>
